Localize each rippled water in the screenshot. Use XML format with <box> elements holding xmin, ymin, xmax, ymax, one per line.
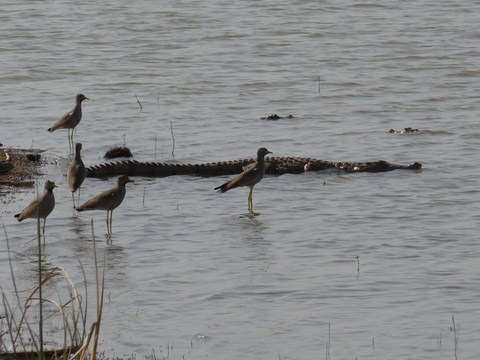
<box><xmin>1</xmin><ymin>1</ymin><xmax>480</xmax><ymax>359</ymax></box>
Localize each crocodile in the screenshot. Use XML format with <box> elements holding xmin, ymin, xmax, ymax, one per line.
<box><xmin>259</xmin><ymin>114</ymin><xmax>295</xmax><ymax>120</ymax></box>
<box><xmin>389</xmin><ymin>127</ymin><xmax>420</xmax><ymax>134</ymax></box>
<box><xmin>85</xmin><ymin>157</ymin><xmax>422</xmax><ymax>178</ymax></box>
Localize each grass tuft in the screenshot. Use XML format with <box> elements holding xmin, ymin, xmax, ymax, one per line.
<box><xmin>0</xmin><ymin>218</ymin><xmax>105</xmax><ymax>360</ymax></box>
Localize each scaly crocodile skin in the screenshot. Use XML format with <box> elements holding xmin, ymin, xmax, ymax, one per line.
<box><xmin>85</xmin><ymin>157</ymin><xmax>422</xmax><ymax>178</ymax></box>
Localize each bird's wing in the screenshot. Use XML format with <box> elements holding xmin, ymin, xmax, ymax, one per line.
<box><xmin>56</xmin><ymin>111</ymin><xmax>74</xmax><ymax>126</ymax></box>
<box><xmin>18</xmin><ymin>195</ymin><xmax>42</xmax><ymax>218</ymax></box>
<box><xmin>242</xmin><ymin>162</ymin><xmax>257</xmax><ymax>172</ymax></box>
<box><xmin>78</xmin><ymin>188</ymin><xmax>117</xmax><ymax>210</ymax></box>
<box><xmin>223</xmin><ymin>164</ymin><xmax>259</xmax><ymax>190</ymax></box>
<box><xmin>24</xmin><ymin>195</ymin><xmax>42</xmax><ymax>210</ymax></box>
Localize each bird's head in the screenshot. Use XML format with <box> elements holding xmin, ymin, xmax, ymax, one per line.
<box><xmin>76</xmin><ymin>94</ymin><xmax>89</xmax><ymax>102</ymax></box>
<box><xmin>257</xmin><ymin>147</ymin><xmax>272</xmax><ymax>158</ymax></box>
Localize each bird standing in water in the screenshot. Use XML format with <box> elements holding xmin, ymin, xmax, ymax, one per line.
<box><xmin>48</xmin><ymin>93</ymin><xmax>88</xmax><ymax>151</ymax></box>
<box><xmin>76</xmin><ymin>175</ymin><xmax>134</xmax><ymax>234</ymax></box>
<box><xmin>67</xmin><ymin>142</ymin><xmax>86</xmax><ymax>208</ymax></box>
<box><xmin>15</xmin><ymin>180</ymin><xmax>57</xmax><ymax>241</ymax></box>
<box><xmin>215</xmin><ymin>147</ymin><xmax>272</xmax><ymax>213</ymax></box>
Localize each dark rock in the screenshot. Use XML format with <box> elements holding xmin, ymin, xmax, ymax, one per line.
<box><xmin>104</xmin><ymin>146</ymin><xmax>133</xmax><ymax>159</ymax></box>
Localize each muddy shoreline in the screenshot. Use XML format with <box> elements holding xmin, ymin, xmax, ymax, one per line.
<box><xmin>0</xmin><ymin>148</ymin><xmax>44</xmax><ymax>190</ymax></box>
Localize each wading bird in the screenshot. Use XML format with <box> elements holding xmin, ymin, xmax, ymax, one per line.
<box><xmin>76</xmin><ymin>175</ymin><xmax>134</xmax><ymax>234</ymax></box>
<box><xmin>48</xmin><ymin>93</ymin><xmax>88</xmax><ymax>150</ymax></box>
<box><xmin>215</xmin><ymin>147</ymin><xmax>272</xmax><ymax>213</ymax></box>
<box><xmin>15</xmin><ymin>180</ymin><xmax>57</xmax><ymax>240</ymax></box>
<box><xmin>67</xmin><ymin>142</ymin><xmax>86</xmax><ymax>208</ymax></box>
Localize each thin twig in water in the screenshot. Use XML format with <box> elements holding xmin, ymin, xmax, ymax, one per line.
<box><xmin>35</xmin><ymin>181</ymin><xmax>45</xmax><ymax>360</ymax></box>
<box><xmin>170</xmin><ymin>120</ymin><xmax>175</xmax><ymax>158</ymax></box>
<box><xmin>135</xmin><ymin>94</ymin><xmax>143</xmax><ymax>110</ymax></box>
<box><xmin>77</xmin><ymin>259</ymin><xmax>89</xmax><ymax>343</ymax></box>
<box><xmin>2</xmin><ymin>219</ymin><xmax>38</xmax><ymax>353</ymax></box>
<box><xmin>89</xmin><ymin>218</ymin><xmax>106</xmax><ymax>360</ymax></box>
<box><xmin>326</xmin><ymin>322</ymin><xmax>331</xmax><ymax>360</ymax></box>
<box><xmin>3</xmin><ymin>228</ymin><xmax>40</xmax><ymax>353</ymax></box>
<box><xmin>452</xmin><ymin>315</ymin><xmax>459</xmax><ymax>360</ymax></box>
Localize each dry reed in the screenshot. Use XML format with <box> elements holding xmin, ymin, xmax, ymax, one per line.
<box><xmin>0</xmin><ymin>218</ymin><xmax>105</xmax><ymax>360</ymax></box>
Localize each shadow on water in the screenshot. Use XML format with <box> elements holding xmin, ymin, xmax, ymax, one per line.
<box><xmin>233</xmin><ymin>211</ymin><xmax>268</xmax><ymax>242</ymax></box>
<box><xmin>67</xmin><ymin>213</ymin><xmax>115</xmax><ymax>244</ymax></box>
<box><xmin>14</xmin><ymin>245</ymin><xmax>61</xmax><ymax>287</ymax></box>
<box><xmin>104</xmin><ymin>243</ymin><xmax>128</xmax><ymax>280</ymax></box>
<box><xmin>64</xmin><ymin>214</ymin><xmax>129</xmax><ymax>278</ymax></box>
<box><xmin>203</xmin><ymin>212</ymin><xmax>276</xmax><ymax>303</ymax></box>
<box><xmin>219</xmin><ymin>211</ymin><xmax>272</xmax><ymax>267</ymax></box>
<box><xmin>238</xmin><ymin>211</ymin><xmax>262</xmax><ymax>218</ymax></box>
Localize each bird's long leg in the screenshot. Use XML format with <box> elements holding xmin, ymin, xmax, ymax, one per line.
<box><xmin>106</xmin><ymin>211</ymin><xmax>110</xmax><ymax>234</ymax></box>
<box><xmin>248</xmin><ymin>187</ymin><xmax>253</xmax><ymax>213</ymax></box>
<box><xmin>111</xmin><ymin>211</ymin><xmax>113</xmax><ymax>233</ymax></box>
<box><xmin>76</xmin><ymin>187</ymin><xmax>81</xmax><ymax>208</ymax></box>
<box><xmin>109</xmin><ymin>210</ymin><xmax>113</xmax><ymax>234</ymax></box>
<box><xmin>68</xmin><ymin>129</ymin><xmax>72</xmax><ymax>152</ymax></box>
<box><xmin>42</xmin><ymin>218</ymin><xmax>46</xmax><ymax>246</ymax></box>
<box><xmin>71</xmin><ymin>192</ymin><xmax>76</xmax><ymax>209</ymax></box>
<box><xmin>69</xmin><ymin>129</ymin><xmax>75</xmax><ymax>153</ymax></box>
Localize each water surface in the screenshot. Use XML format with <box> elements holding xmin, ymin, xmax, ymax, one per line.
<box><xmin>1</xmin><ymin>1</ymin><xmax>480</xmax><ymax>359</ymax></box>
